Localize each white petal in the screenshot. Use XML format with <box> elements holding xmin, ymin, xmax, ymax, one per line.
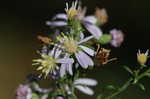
<box><xmin>75</xmin><ymin>52</ymin><xmax>88</xmax><ymax>68</ymax></box>
<box><xmin>41</xmin><ymin>46</ymin><xmax>48</xmax><ymax>54</ymax></box>
<box><xmin>84</xmin><ymin>24</ymin><xmax>102</xmax><ymax>39</ymax></box>
<box><xmin>52</xmin><ymin>13</ymin><xmax>67</xmax><ymax>20</ymax></box>
<box><xmin>145</xmin><ymin>49</ymin><xmax>149</xmax><ymax>56</ymax></box>
<box><xmin>46</xmin><ymin>21</ymin><xmax>67</xmax><ymax>27</ymax></box>
<box><xmin>75</xmin><ymin>85</ymin><xmax>94</xmax><ymax>95</ymax></box>
<box><xmin>56</xmin><ymin>96</ymin><xmax>64</xmax><ymax>99</ymax></box>
<box><xmin>60</xmin><ymin>64</ymin><xmax>67</xmax><ymax>77</ymax></box>
<box><xmin>74</xmin><ymin>78</ymin><xmax>98</xmax><ymax>86</ymax></box>
<box><xmin>83</xmin><ymin>16</ymin><xmax>97</xmax><ymax>24</ymax></box>
<box><xmin>56</xmin><ymin>58</ymin><xmax>74</xmax><ymax>64</ymax></box>
<box><xmin>48</xmin><ymin>47</ymin><xmax>56</xmax><ymax>57</ymax></box>
<box><xmin>26</xmin><ymin>88</ymin><xmax>32</xmax><ymax>99</ymax></box>
<box><xmin>80</xmin><ymin>32</ymin><xmax>85</xmax><ymax>40</ymax></box>
<box><xmin>54</xmin><ymin>48</ymin><xmax>62</xmax><ymax>58</ymax></box>
<box><xmin>78</xmin><ymin>35</ymin><xmax>94</xmax><ymax>44</ymax></box>
<box><xmin>79</xmin><ymin>51</ymin><xmax>94</xmax><ymax>66</ymax></box>
<box><xmin>75</xmin><ymin>63</ymin><xmax>79</xmax><ymax>69</ymax></box>
<box><xmin>79</xmin><ymin>45</ymin><xmax>95</xmax><ymax>56</ymax></box>
<box><xmin>67</xmin><ymin>64</ymin><xmax>73</xmax><ymax>75</ymax></box>
<box><xmin>138</xmin><ymin>50</ymin><xmax>141</xmax><ymax>54</ymax></box>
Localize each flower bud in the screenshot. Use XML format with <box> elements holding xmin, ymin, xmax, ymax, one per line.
<box><xmin>98</xmin><ymin>34</ymin><xmax>112</xmax><ymax>44</ymax></box>
<box><xmin>137</xmin><ymin>50</ymin><xmax>149</xmax><ymax>65</ymax></box>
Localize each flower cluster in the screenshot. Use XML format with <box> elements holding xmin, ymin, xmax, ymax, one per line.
<box><xmin>15</xmin><ymin>1</ymin><xmax>127</xmax><ymax>99</ymax></box>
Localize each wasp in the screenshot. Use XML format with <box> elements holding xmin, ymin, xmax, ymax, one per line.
<box><xmin>95</xmin><ymin>45</ymin><xmax>117</xmax><ymax>65</ymax></box>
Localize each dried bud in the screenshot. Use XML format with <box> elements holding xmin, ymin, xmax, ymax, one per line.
<box><xmin>96</xmin><ymin>46</ymin><xmax>116</xmax><ymax>65</ymax></box>
<box><xmin>95</xmin><ymin>8</ymin><xmax>108</xmax><ymax>25</ymax></box>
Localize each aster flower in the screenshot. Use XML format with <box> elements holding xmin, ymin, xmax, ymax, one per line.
<box><xmin>46</xmin><ymin>1</ymin><xmax>103</xmax><ymax>39</ymax></box>
<box><xmin>56</xmin><ymin>33</ymin><xmax>95</xmax><ymax>69</ymax></box>
<box><xmin>16</xmin><ymin>84</ymin><xmax>32</xmax><ymax>99</ymax></box>
<box><xmin>74</xmin><ymin>78</ymin><xmax>97</xmax><ymax>95</ymax></box>
<box><xmin>33</xmin><ymin>47</ymin><xmax>74</xmax><ymax>77</ymax></box>
<box><xmin>109</xmin><ymin>29</ymin><xmax>124</xmax><ymax>47</ymax></box>
<box><xmin>137</xmin><ymin>50</ymin><xmax>149</xmax><ymax>65</ymax></box>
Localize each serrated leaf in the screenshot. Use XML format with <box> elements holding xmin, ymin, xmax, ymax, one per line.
<box><xmin>138</xmin><ymin>83</ymin><xmax>145</xmax><ymax>91</ymax></box>
<box><xmin>123</xmin><ymin>66</ymin><xmax>133</xmax><ymax>75</ymax></box>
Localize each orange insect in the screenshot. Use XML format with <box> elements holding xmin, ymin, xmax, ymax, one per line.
<box><xmin>95</xmin><ymin>45</ymin><xmax>117</xmax><ymax>65</ymax></box>
<box><xmin>37</xmin><ymin>35</ymin><xmax>52</xmax><ymax>44</ymax></box>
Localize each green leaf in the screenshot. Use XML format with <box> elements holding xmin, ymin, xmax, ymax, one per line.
<box><xmin>32</xmin><ymin>93</ymin><xmax>40</xmax><ymax>99</ymax></box>
<box><xmin>123</xmin><ymin>66</ymin><xmax>133</xmax><ymax>75</ymax></box>
<box><xmin>98</xmin><ymin>34</ymin><xmax>112</xmax><ymax>44</ymax></box>
<box><xmin>138</xmin><ymin>83</ymin><xmax>145</xmax><ymax>91</ymax></box>
<box><xmin>144</xmin><ymin>73</ymin><xmax>150</xmax><ymax>78</ymax></box>
<box><xmin>105</xmin><ymin>85</ymin><xmax>116</xmax><ymax>90</ymax></box>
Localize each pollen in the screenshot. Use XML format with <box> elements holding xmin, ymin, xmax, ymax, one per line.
<box><xmin>67</xmin><ymin>8</ymin><xmax>78</xmax><ymax>19</ymax></box>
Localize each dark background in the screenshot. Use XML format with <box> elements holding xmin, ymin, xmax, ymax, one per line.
<box><xmin>0</xmin><ymin>0</ymin><xmax>150</xmax><ymax>99</ymax></box>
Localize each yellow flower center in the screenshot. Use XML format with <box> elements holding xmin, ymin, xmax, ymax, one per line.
<box><xmin>67</xmin><ymin>8</ymin><xmax>78</xmax><ymax>19</ymax></box>
<box><xmin>42</xmin><ymin>57</ymin><xmax>55</xmax><ymax>68</ymax></box>
<box><xmin>64</xmin><ymin>38</ymin><xmax>78</xmax><ymax>53</ymax></box>
<box><xmin>35</xmin><ymin>55</ymin><xmax>57</xmax><ymax>76</ymax></box>
<box><xmin>137</xmin><ymin>53</ymin><xmax>147</xmax><ymax>65</ymax></box>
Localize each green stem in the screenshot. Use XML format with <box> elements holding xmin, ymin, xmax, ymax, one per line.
<box><xmin>105</xmin><ymin>66</ymin><xmax>150</xmax><ymax>99</ymax></box>
<box><xmin>133</xmin><ymin>66</ymin><xmax>144</xmax><ymax>84</ymax></box>
<box><xmin>105</xmin><ymin>78</ymin><xmax>133</xmax><ymax>99</ymax></box>
<box><xmin>136</xmin><ymin>68</ymin><xmax>150</xmax><ymax>81</ymax></box>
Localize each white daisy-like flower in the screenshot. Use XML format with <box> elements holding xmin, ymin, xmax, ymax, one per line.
<box><xmin>56</xmin><ymin>33</ymin><xmax>95</xmax><ymax>70</ymax></box>
<box><xmin>33</xmin><ymin>47</ymin><xmax>74</xmax><ymax>77</ymax></box>
<box><xmin>46</xmin><ymin>1</ymin><xmax>102</xmax><ymax>39</ymax></box>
